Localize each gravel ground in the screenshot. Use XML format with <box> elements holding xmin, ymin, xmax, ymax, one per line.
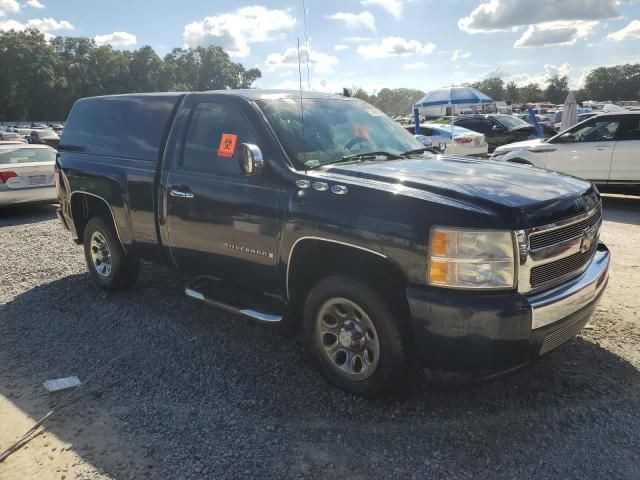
<box><xmin>1</xmin><ymin>195</ymin><xmax>639</xmax><ymax>480</ymax></box>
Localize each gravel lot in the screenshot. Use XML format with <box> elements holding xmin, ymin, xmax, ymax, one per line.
<box><xmin>1</xmin><ymin>195</ymin><xmax>639</xmax><ymax>480</ymax></box>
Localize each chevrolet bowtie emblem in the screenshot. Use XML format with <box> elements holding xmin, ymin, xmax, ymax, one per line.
<box><xmin>579</xmin><ymin>225</ymin><xmax>598</xmax><ymax>254</ymax></box>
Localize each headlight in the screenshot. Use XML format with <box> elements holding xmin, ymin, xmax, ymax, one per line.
<box><xmin>427</xmin><ymin>227</ymin><xmax>516</xmax><ymax>289</ymax></box>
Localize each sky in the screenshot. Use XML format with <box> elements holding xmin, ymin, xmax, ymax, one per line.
<box><xmin>1</xmin><ymin>0</ymin><xmax>640</xmax><ymax>93</ymax></box>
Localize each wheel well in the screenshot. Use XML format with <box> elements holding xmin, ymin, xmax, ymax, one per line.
<box><xmin>287</xmin><ymin>240</ymin><xmax>410</xmax><ymax>326</ymax></box>
<box><xmin>70</xmin><ymin>193</ymin><xmax>120</xmax><ymax>247</ymax></box>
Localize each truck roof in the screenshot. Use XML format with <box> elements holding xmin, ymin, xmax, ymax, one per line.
<box><xmin>82</xmin><ymin>90</ymin><xmax>349</xmax><ymax>102</ymax></box>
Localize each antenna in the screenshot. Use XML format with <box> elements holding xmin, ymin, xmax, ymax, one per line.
<box><xmin>302</xmin><ymin>0</ymin><xmax>311</xmax><ymax>90</ymax></box>
<box><xmin>297</xmin><ymin>38</ymin><xmax>306</xmax><ymax>166</ymax></box>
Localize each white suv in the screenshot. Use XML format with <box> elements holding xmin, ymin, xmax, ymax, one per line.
<box><xmin>492</xmin><ymin>112</ymin><xmax>640</xmax><ymax>194</ymax></box>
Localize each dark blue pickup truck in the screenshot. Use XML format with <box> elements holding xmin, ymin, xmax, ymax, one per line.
<box><xmin>55</xmin><ymin>90</ymin><xmax>610</xmax><ymax>395</ymax></box>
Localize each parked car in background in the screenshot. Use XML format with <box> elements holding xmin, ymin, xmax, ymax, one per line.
<box><xmin>0</xmin><ymin>143</ymin><xmax>57</xmax><ymax>207</ymax></box>
<box><xmin>29</xmin><ymin>129</ymin><xmax>60</xmax><ymax>148</ymax></box>
<box><xmin>492</xmin><ymin>112</ymin><xmax>640</xmax><ymax>194</ymax></box>
<box><xmin>517</xmin><ymin>112</ymin><xmax>554</xmax><ymax>129</ymax></box>
<box><xmin>49</xmin><ymin>123</ymin><xmax>64</xmax><ymax>134</ymax></box>
<box><xmin>453</xmin><ymin>114</ymin><xmax>555</xmax><ymax>152</ymax></box>
<box><xmin>0</xmin><ymin>131</ymin><xmax>28</xmax><ymax>143</ymax></box>
<box><xmin>404</xmin><ymin>123</ymin><xmax>488</xmax><ymax>156</ymax></box>
<box><xmin>553</xmin><ymin>108</ymin><xmax>594</xmax><ymax>131</ymax></box>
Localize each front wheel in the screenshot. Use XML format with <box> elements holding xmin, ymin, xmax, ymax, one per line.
<box><xmin>83</xmin><ymin>217</ymin><xmax>139</xmax><ymax>290</ymax></box>
<box><xmin>303</xmin><ymin>275</ymin><xmax>410</xmax><ymax>396</ymax></box>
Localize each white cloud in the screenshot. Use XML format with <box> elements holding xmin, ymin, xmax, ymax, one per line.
<box><xmin>458</xmin><ymin>0</ymin><xmax>619</xmax><ymax>33</ymax></box>
<box><xmin>333</xmin><ymin>44</ymin><xmax>349</xmax><ymax>51</ymax></box>
<box><xmin>343</xmin><ymin>36</ymin><xmax>373</xmax><ymax>43</ymax></box>
<box><xmin>94</xmin><ymin>31</ymin><xmax>137</xmax><ymax>47</ymax></box>
<box><xmin>357</xmin><ymin>37</ymin><xmax>436</xmax><ymax>59</ymax></box>
<box><xmin>183</xmin><ymin>6</ymin><xmax>296</xmax><ymax>57</ymax></box>
<box><xmin>275</xmin><ymin>77</ymin><xmax>346</xmax><ymax>93</ymax></box>
<box><xmin>0</xmin><ymin>16</ymin><xmax>73</xmax><ymax>39</ymax></box>
<box><xmin>0</xmin><ymin>0</ymin><xmax>19</xmax><ymax>17</ymax></box>
<box><xmin>361</xmin><ymin>0</ymin><xmax>403</xmax><ymax>19</ymax></box>
<box><xmin>25</xmin><ymin>0</ymin><xmax>44</xmax><ymax>8</ymax></box>
<box><xmin>451</xmin><ymin>49</ymin><xmax>471</xmax><ymax>61</ymax></box>
<box><xmin>328</xmin><ymin>11</ymin><xmax>376</xmax><ymax>31</ymax></box>
<box><xmin>500</xmin><ymin>63</ymin><xmax>577</xmax><ymax>88</ymax></box>
<box><xmin>403</xmin><ymin>62</ymin><xmax>428</xmax><ymax>70</ymax></box>
<box><xmin>514</xmin><ymin>21</ymin><xmax>597</xmax><ymax>47</ymax></box>
<box><xmin>607</xmin><ymin>19</ymin><xmax>640</xmax><ymax>41</ymax></box>
<box><xmin>265</xmin><ymin>44</ymin><xmax>339</xmax><ymax>74</ymax></box>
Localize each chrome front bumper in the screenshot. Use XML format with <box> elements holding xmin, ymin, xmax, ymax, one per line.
<box><xmin>528</xmin><ymin>243</ymin><xmax>610</xmax><ymax>330</ymax></box>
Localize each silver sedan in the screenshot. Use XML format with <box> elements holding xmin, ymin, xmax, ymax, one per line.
<box><xmin>0</xmin><ymin>143</ymin><xmax>57</xmax><ymax>207</ymax></box>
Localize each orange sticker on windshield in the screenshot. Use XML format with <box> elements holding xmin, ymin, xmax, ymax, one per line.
<box><xmin>218</xmin><ymin>133</ymin><xmax>238</xmax><ymax>157</ymax></box>
<box><xmin>354</xmin><ymin>124</ymin><xmax>369</xmax><ymax>138</ymax></box>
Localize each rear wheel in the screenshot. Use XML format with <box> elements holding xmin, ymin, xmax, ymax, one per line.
<box><xmin>83</xmin><ymin>217</ymin><xmax>139</xmax><ymax>290</ymax></box>
<box><xmin>303</xmin><ymin>275</ymin><xmax>409</xmax><ymax>396</ymax></box>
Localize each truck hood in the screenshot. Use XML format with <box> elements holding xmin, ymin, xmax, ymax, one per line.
<box><xmin>494</xmin><ymin>138</ymin><xmax>544</xmax><ymax>153</ymax></box>
<box><xmin>319</xmin><ymin>155</ymin><xmax>598</xmax><ymax>227</ymax></box>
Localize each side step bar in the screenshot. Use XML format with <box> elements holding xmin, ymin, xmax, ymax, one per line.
<box><xmin>184</xmin><ymin>277</ymin><xmax>283</xmax><ymax>323</ymax></box>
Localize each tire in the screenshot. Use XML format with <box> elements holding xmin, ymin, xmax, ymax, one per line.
<box><xmin>303</xmin><ymin>275</ymin><xmax>409</xmax><ymax>396</ymax></box>
<box><xmin>83</xmin><ymin>217</ymin><xmax>139</xmax><ymax>290</ymax></box>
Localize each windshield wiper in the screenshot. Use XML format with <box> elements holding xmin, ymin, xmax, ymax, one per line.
<box><xmin>311</xmin><ymin>151</ymin><xmax>402</xmax><ymax>169</ymax></box>
<box><xmin>400</xmin><ymin>147</ymin><xmax>434</xmax><ymax>157</ymax></box>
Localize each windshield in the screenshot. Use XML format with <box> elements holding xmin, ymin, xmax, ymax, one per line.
<box><xmin>0</xmin><ymin>147</ymin><xmax>55</xmax><ymax>164</ymax></box>
<box><xmin>494</xmin><ymin>115</ymin><xmax>529</xmax><ymax>129</ymax></box>
<box><xmin>257</xmin><ymin>97</ymin><xmax>427</xmax><ymax>169</ymax></box>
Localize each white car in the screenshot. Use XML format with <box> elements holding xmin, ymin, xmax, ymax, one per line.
<box><xmin>405</xmin><ymin>123</ymin><xmax>488</xmax><ymax>156</ymax></box>
<box><xmin>0</xmin><ymin>143</ymin><xmax>57</xmax><ymax>207</ymax></box>
<box><xmin>492</xmin><ymin>112</ymin><xmax>640</xmax><ymax>193</ymax></box>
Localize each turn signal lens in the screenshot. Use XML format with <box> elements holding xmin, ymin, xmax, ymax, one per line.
<box><xmin>430</xmin><ymin>230</ymin><xmax>449</xmax><ymax>257</ymax></box>
<box><xmin>429</xmin><ymin>260</ymin><xmax>449</xmax><ymax>284</ymax></box>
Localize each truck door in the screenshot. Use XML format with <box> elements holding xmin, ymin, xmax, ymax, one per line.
<box><xmin>165</xmin><ymin>99</ymin><xmax>282</xmax><ymax>294</ymax></box>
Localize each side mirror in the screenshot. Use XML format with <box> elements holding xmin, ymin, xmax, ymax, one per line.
<box><xmin>491</xmin><ymin>125</ymin><xmax>504</xmax><ymax>131</ymax></box>
<box><xmin>559</xmin><ymin>133</ymin><xmax>575</xmax><ymax>143</ymax></box>
<box><xmin>238</xmin><ymin>143</ymin><xmax>264</xmax><ymax>176</ymax></box>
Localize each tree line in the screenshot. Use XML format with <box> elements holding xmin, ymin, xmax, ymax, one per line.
<box><xmin>351</xmin><ymin>63</ymin><xmax>640</xmax><ymax>115</ymax></box>
<box><xmin>1</xmin><ymin>28</ymin><xmax>639</xmax><ymax>120</ymax></box>
<box><xmin>0</xmin><ymin>29</ymin><xmax>261</xmax><ymax>121</ymax></box>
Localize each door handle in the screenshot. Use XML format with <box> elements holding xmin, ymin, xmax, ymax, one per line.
<box><xmin>595</xmin><ymin>145</ymin><xmax>611</xmax><ymax>150</ymax></box>
<box><xmin>169</xmin><ymin>187</ymin><xmax>194</xmax><ymax>199</ymax></box>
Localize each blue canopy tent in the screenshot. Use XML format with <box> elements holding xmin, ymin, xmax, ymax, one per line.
<box><xmin>413</xmin><ymin>86</ymin><xmax>494</xmax><ymax>139</ymax></box>
<box><xmin>414</xmin><ymin>86</ymin><xmax>494</xmax><ymax>111</ymax></box>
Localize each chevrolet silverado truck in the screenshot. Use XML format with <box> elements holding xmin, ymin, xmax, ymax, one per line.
<box><xmin>56</xmin><ymin>91</ymin><xmax>610</xmax><ymax>395</ymax></box>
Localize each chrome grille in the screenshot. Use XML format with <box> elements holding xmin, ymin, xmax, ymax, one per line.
<box><xmin>517</xmin><ymin>202</ymin><xmax>602</xmax><ymax>293</ymax></box>
<box><xmin>530</xmin><ymin>207</ymin><xmax>602</xmax><ymax>250</ymax></box>
<box><xmin>530</xmin><ymin>241</ymin><xmax>598</xmax><ymax>287</ymax></box>
<box><xmin>539</xmin><ymin>311</ymin><xmax>592</xmax><ymax>355</ymax></box>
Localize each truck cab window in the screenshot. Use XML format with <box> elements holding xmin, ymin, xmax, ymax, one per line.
<box><xmin>182</xmin><ymin>102</ymin><xmax>257</xmax><ymax>176</ymax></box>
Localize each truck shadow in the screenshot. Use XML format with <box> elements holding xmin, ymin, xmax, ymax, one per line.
<box><xmin>601</xmin><ymin>193</ymin><xmax>640</xmax><ymax>226</ymax></box>
<box><xmin>0</xmin><ymin>204</ymin><xmax>58</xmax><ymax>227</ymax></box>
<box><xmin>2</xmin><ymin>263</ymin><xmax>639</xmax><ymax>478</ymax></box>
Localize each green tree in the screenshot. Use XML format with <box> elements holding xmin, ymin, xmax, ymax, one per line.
<box><xmin>350</xmin><ymin>88</ymin><xmax>424</xmax><ymax>115</ymax></box>
<box><xmin>0</xmin><ymin>30</ymin><xmax>262</xmax><ymax>121</ymax></box>
<box><xmin>545</xmin><ymin>75</ymin><xmax>570</xmax><ymax>104</ymax></box>
<box><xmin>519</xmin><ymin>83</ymin><xmax>544</xmax><ymax>103</ymax></box>
<box><xmin>584</xmin><ymin>64</ymin><xmax>640</xmax><ymax>101</ymax></box>
<box><xmin>505</xmin><ymin>81</ymin><xmax>519</xmax><ymax>103</ymax></box>
<box><xmin>471</xmin><ymin>77</ymin><xmax>505</xmax><ymax>101</ymax></box>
